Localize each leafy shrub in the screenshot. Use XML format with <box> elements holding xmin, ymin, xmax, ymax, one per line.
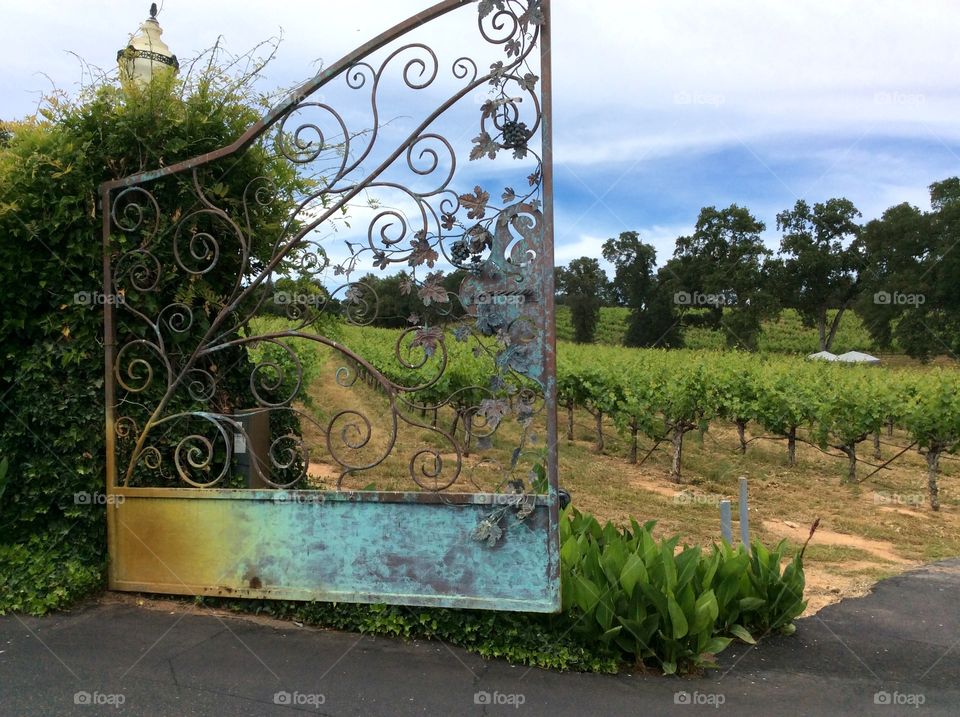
<box><xmin>561</xmin><ymin>511</ymin><xmax>731</xmax><ymax>673</ymax></box>
<box><xmin>739</xmin><ymin>540</ymin><xmax>807</xmax><ymax>635</ymax></box>
<box><xmin>559</xmin><ymin>508</ymin><xmax>806</xmax><ymax>673</ymax></box>
<box><xmin>0</xmin><ymin>532</ymin><xmax>104</xmax><ymax>615</ymax></box>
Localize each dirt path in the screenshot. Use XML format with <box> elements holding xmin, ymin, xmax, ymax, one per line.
<box><xmin>762</xmin><ymin>518</ymin><xmax>909</xmax><ymax>564</ymax></box>
<box><xmin>558</xmin><ymin>442</ymin><xmax>938</xmax><ymax>617</ymax></box>
<box><xmin>761</xmin><ymin>518</ymin><xmax>919</xmax><ymax>614</ymax></box>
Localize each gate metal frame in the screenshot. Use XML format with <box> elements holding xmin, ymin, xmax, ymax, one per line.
<box><xmin>101</xmin><ymin>0</ymin><xmax>559</xmax><ymax>612</ymax></box>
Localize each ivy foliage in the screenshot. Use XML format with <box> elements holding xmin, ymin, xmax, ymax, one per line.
<box><xmin>0</xmin><ymin>51</ymin><xmax>309</xmax><ymax>611</ymax></box>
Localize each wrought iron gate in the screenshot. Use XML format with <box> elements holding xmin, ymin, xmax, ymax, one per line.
<box><xmin>101</xmin><ymin>0</ymin><xmax>559</xmax><ymax>611</ymax></box>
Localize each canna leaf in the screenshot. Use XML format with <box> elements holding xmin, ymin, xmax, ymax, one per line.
<box><xmin>729</xmin><ymin>624</ymin><xmax>757</xmax><ymax>644</ymax></box>
<box><xmin>667</xmin><ymin>596</ymin><xmax>689</xmax><ymax>639</ymax></box>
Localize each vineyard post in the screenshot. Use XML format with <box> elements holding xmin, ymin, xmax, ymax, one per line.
<box><xmin>463</xmin><ymin>411</ymin><xmax>473</xmax><ymax>458</ymax></box>
<box><xmin>739</xmin><ymin>477</ymin><xmax>751</xmax><ymax>554</ymax></box>
<box><xmin>719</xmin><ymin>500</ymin><xmax>733</xmax><ymax>545</ymax></box>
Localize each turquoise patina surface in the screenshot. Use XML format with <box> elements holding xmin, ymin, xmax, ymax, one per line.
<box><xmin>108</xmin><ymin>491</ymin><xmax>559</xmax><ymax>612</ymax></box>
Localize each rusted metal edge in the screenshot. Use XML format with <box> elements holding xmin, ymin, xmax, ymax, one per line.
<box><xmin>102</xmin><ymin>186</ymin><xmax>120</xmax><ymax>590</ymax></box>
<box><xmin>108</xmin><ymin>487</ymin><xmax>555</xmax><ymax>505</ymax></box>
<box><xmin>539</xmin><ymin>0</ymin><xmax>561</xmax><ymax>586</ymax></box>
<box><xmin>109</xmin><ymin>580</ymin><xmax>560</xmax><ymax>612</ymax></box>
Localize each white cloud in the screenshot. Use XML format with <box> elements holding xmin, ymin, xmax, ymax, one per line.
<box><xmin>555</xmin><ymin>224</ymin><xmax>694</xmax><ymax>270</ymax></box>
<box><xmin>4</xmin><ymin>0</ymin><xmax>958</xmax><ymax>273</ymax></box>
<box><xmin>553</xmin><ymin>233</ymin><xmax>608</xmax><ymax>266</ymax></box>
<box><xmin>6</xmin><ymin>1</ymin><xmax>960</xmax><ymax>146</ymax></box>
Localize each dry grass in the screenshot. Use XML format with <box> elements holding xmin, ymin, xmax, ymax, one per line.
<box><xmin>556</xmin><ymin>409</ymin><xmax>959</xmax><ymax>613</ymax></box>
<box><xmin>294</xmin><ymin>344</ymin><xmax>960</xmax><ymax>615</ymax></box>
<box><xmin>296</xmin><ymin>345</ymin><xmax>548</xmax><ymax>494</ymax></box>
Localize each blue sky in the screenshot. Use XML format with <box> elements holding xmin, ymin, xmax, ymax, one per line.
<box><xmin>3</xmin><ymin>0</ymin><xmax>959</xmax><ymax>275</ymax></box>
<box><xmin>552</xmin><ymin>133</ymin><xmax>960</xmax><ymax>265</ymax></box>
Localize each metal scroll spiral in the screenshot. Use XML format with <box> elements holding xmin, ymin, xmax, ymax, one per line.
<box><xmin>108</xmin><ymin>0</ymin><xmax>547</xmax><ymax>491</ymax></box>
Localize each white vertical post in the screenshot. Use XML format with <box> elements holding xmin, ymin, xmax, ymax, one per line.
<box><xmin>719</xmin><ymin>500</ymin><xmax>733</xmax><ymax>545</ymax></box>
<box><xmin>739</xmin><ymin>477</ymin><xmax>751</xmax><ymax>555</ymax></box>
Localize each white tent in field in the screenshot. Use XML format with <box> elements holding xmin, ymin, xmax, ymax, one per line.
<box><xmin>807</xmin><ymin>351</ymin><xmax>838</xmax><ymax>361</ymax></box>
<box><xmin>836</xmin><ymin>351</ymin><xmax>881</xmax><ymax>364</ymax></box>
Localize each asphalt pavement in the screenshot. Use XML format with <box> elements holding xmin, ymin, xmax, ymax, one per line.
<box><xmin>1</xmin><ymin>559</ymin><xmax>958</xmax><ymax>716</ymax></box>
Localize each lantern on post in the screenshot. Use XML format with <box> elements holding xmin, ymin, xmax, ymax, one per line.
<box><xmin>117</xmin><ymin>3</ymin><xmax>178</xmax><ymax>87</ymax></box>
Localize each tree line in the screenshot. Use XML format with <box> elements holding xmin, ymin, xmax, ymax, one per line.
<box><xmin>556</xmin><ymin>177</ymin><xmax>960</xmax><ymax>359</ymax></box>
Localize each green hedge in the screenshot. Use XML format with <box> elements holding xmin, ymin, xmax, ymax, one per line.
<box><xmin>0</xmin><ymin>58</ymin><xmax>304</xmax><ymax>605</ymax></box>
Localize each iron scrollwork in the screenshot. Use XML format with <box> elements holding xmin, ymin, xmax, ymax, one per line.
<box><xmin>103</xmin><ymin>0</ymin><xmax>554</xmax><ymax>500</ymax></box>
